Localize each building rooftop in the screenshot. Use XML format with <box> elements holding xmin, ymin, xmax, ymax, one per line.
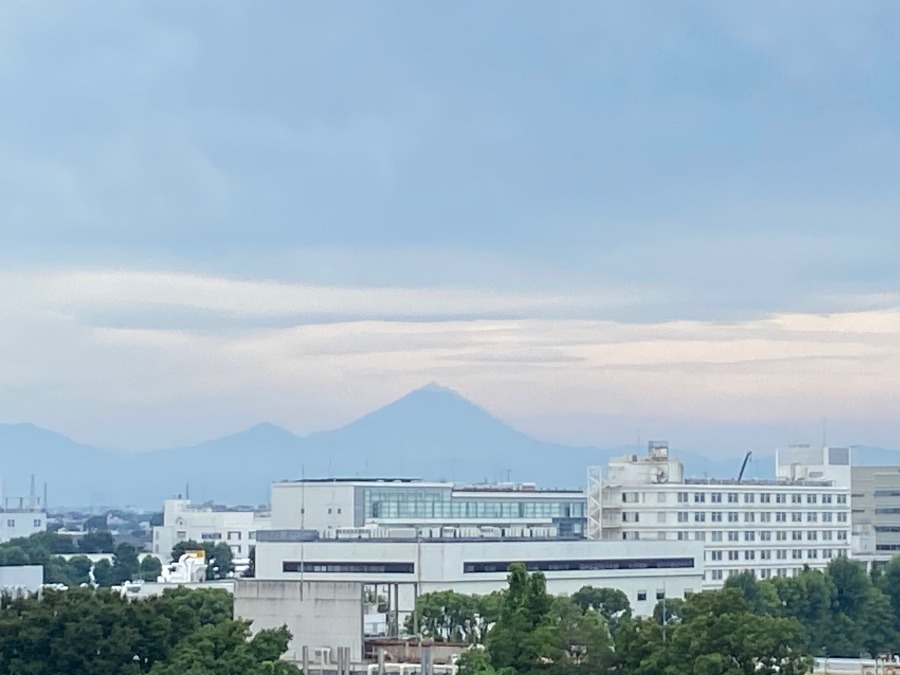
<box><xmin>274</xmin><ymin>478</ymin><xmax>582</xmax><ymax>493</ymax></box>
<box><xmin>682</xmin><ymin>477</ymin><xmax>836</xmax><ymax>487</ymax></box>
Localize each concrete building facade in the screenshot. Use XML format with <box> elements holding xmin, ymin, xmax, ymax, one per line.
<box><xmin>0</xmin><ymin>506</ymin><xmax>46</xmax><ymax>543</ymax></box>
<box><xmin>152</xmin><ymin>498</ymin><xmax>271</xmax><ymax>562</ymax></box>
<box><xmin>588</xmin><ymin>442</ymin><xmax>852</xmax><ymax>588</ymax></box>
<box><xmin>254</xmin><ymin>529</ymin><xmax>704</xmax><ymax>618</ymax></box>
<box><xmin>850</xmin><ymin>465</ymin><xmax>900</xmax><ymax>566</ymax></box>
<box><xmin>271</xmin><ymin>479</ymin><xmax>586</xmax><ymax>538</ymax></box>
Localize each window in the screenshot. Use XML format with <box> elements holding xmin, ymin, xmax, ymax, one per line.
<box><xmin>677</xmin><ymin>492</ymin><xmax>688</xmax><ymax>503</ymax></box>
<box><xmin>622</xmin><ymin>512</ymin><xmax>640</xmax><ymax>523</ymax></box>
<box><xmin>760</xmin><ymin>512</ymin><xmax>771</xmax><ymax>523</ymax></box>
<box><xmin>693</xmin><ymin>492</ymin><xmax>706</xmax><ymax>503</ymax></box>
<box><xmin>807</xmin><ymin>531</ymin><xmax>818</xmax><ymax>541</ymax></box>
<box><xmin>837</xmin><ymin>530</ymin><xmax>848</xmax><ymax>540</ymax></box>
<box><xmin>462</xmin><ymin>557</ymin><xmax>695</xmax><ymax>574</ymax></box>
<box><xmin>744</xmin><ymin>531</ymin><xmax>756</xmax><ymax>542</ymax></box>
<box><xmin>6</xmin><ymin>519</ymin><xmax>14</xmax><ymax>528</ymax></box>
<box><xmin>837</xmin><ymin>513</ymin><xmax>848</xmax><ymax>523</ymax></box>
<box><xmin>744</xmin><ymin>513</ymin><xmax>755</xmax><ymax>523</ymax></box>
<box><xmin>711</xmin><ymin>512</ymin><xmax>723</xmax><ymax>522</ymax></box>
<box><xmin>837</xmin><ymin>495</ymin><xmax>847</xmax><ymax>504</ymax></box>
<box><xmin>776</xmin><ymin>531</ymin><xmax>787</xmax><ymax>541</ymax></box>
<box><xmin>744</xmin><ymin>493</ymin><xmax>755</xmax><ymax>503</ymax></box>
<box><xmin>807</xmin><ymin>549</ymin><xmax>818</xmax><ymax>559</ymax></box>
<box><xmin>823</xmin><ymin>512</ymin><xmax>833</xmax><ymax>522</ymax></box>
<box><xmin>822</xmin><ymin>494</ymin><xmax>833</xmax><ymax>504</ymax></box>
<box><xmin>677</xmin><ymin>512</ymin><xmax>688</xmax><ymax>523</ymax></box>
<box><xmin>285</xmin><ymin>561</ymin><xmax>414</xmax><ymax>574</ymax></box>
<box><xmin>201</xmin><ymin>532</ymin><xmax>222</xmax><ymax>541</ymax></box>
<box><xmin>710</xmin><ymin>551</ymin><xmax>723</xmax><ymax>561</ymax></box>
<box><xmin>760</xmin><ymin>550</ymin><xmax>772</xmax><ymax>560</ymax></box>
<box><xmin>327</xmin><ymin>508</ymin><xmax>332</xmax><ymax>514</ymax></box>
<box><xmin>227</xmin><ymin>531</ymin><xmax>241</xmax><ymax>541</ymax></box>
<box><xmin>823</xmin><ymin>548</ymin><xmax>833</xmax><ymax>558</ymax></box>
<box><xmin>776</xmin><ymin>512</ymin><xmax>786</xmax><ymax>522</ymax></box>
<box><xmin>728</xmin><ymin>512</ymin><xmax>739</xmax><ymax>523</ymax></box>
<box><xmin>711</xmin><ymin>493</ymin><xmax>723</xmax><ymax>503</ymax></box>
<box><xmin>791</xmin><ymin>512</ymin><xmax>802</xmax><ymax>522</ymax></box>
<box><xmin>637</xmin><ymin>591</ymin><xmax>647</xmax><ymax>601</ymax></box>
<box><xmin>694</xmin><ymin>532</ymin><xmax>706</xmax><ymax>541</ymax></box>
<box><xmin>33</xmin><ymin>519</ymin><xmax>42</xmax><ymax>528</ymax></box>
<box><xmin>728</xmin><ymin>551</ymin><xmax>739</xmax><ymax>561</ymax></box>
<box><xmin>776</xmin><ymin>493</ymin><xmax>786</xmax><ymax>504</ymax></box>
<box><xmin>711</xmin><ymin>531</ymin><xmax>723</xmax><ymax>542</ymax></box>
<box><xmin>760</xmin><ymin>493</ymin><xmax>771</xmax><ymax>503</ymax></box>
<box><xmin>760</xmin><ymin>568</ymin><xmax>771</xmax><ymax>578</ymax></box>
<box><xmin>807</xmin><ymin>512</ymin><xmax>818</xmax><ymax>523</ymax></box>
<box><xmin>728</xmin><ymin>531</ymin><xmax>739</xmax><ymax>542</ymax></box>
<box><xmin>711</xmin><ymin>570</ymin><xmax>723</xmax><ymax>580</ymax></box>
<box><xmin>656</xmin><ymin>590</ymin><xmax>666</xmax><ymax>600</ymax></box>
<box><xmin>792</xmin><ymin>531</ymin><xmax>803</xmax><ymax>541</ymax></box>
<box><xmin>760</xmin><ymin>531</ymin><xmax>772</xmax><ymax>541</ymax></box>
<box><xmin>677</xmin><ymin>532</ymin><xmax>688</xmax><ymax>541</ymax></box>
<box><xmin>727</xmin><ymin>493</ymin><xmax>738</xmax><ymax>503</ymax></box>
<box><xmin>777</xmin><ymin>550</ymin><xmax>787</xmax><ymax>560</ymax></box>
<box><xmin>807</xmin><ymin>494</ymin><xmax>817</xmax><ymax>504</ymax></box>
<box><xmin>822</xmin><ymin>531</ymin><xmax>833</xmax><ymax>541</ymax></box>
<box><xmin>791</xmin><ymin>494</ymin><xmax>802</xmax><ymax>504</ymax></box>
<box><xmin>744</xmin><ymin>550</ymin><xmax>755</xmax><ymax>560</ymax></box>
<box><xmin>694</xmin><ymin>512</ymin><xmax>705</xmax><ymax>522</ymax></box>
<box><xmin>792</xmin><ymin>550</ymin><xmax>803</xmax><ymax>560</ymax></box>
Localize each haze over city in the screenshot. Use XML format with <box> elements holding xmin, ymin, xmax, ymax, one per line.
<box><xmin>1</xmin><ymin>3</ymin><xmax>898</xmax><ymax>455</ymax></box>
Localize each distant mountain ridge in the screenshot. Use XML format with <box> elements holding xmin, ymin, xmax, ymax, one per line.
<box><xmin>1</xmin><ymin>384</ymin><xmax>898</xmax><ymax>508</ymax></box>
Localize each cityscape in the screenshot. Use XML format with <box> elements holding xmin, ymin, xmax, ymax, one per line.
<box><xmin>2</xmin><ymin>2</ymin><xmax>900</xmax><ymax>674</ymax></box>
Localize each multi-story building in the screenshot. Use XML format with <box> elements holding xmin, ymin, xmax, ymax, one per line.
<box><xmin>152</xmin><ymin>498</ymin><xmax>271</xmax><ymax>562</ymax></box>
<box><xmin>850</xmin><ymin>465</ymin><xmax>900</xmax><ymax>569</ymax></box>
<box><xmin>588</xmin><ymin>442</ymin><xmax>851</xmax><ymax>587</ymax></box>
<box><xmin>270</xmin><ymin>478</ymin><xmax>587</xmax><ymax>538</ymax></box>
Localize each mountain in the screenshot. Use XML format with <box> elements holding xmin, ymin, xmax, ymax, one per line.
<box><xmin>1</xmin><ymin>386</ymin><xmax>899</xmax><ymax>508</ymax></box>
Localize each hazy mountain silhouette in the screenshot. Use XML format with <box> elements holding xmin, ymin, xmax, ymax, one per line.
<box><xmin>1</xmin><ymin>385</ymin><xmax>898</xmax><ymax>507</ymax></box>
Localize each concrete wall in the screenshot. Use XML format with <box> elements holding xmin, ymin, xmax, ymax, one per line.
<box><xmin>0</xmin><ymin>510</ymin><xmax>46</xmax><ymax>543</ymax></box>
<box><xmin>234</xmin><ymin>579</ymin><xmax>365</xmax><ymax>661</ymax></box>
<box><xmin>271</xmin><ymin>483</ymin><xmax>357</xmax><ymax>530</ymax></box>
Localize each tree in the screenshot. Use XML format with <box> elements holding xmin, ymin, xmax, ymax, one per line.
<box><xmin>79</xmin><ymin>530</ymin><xmax>115</xmax><ymax>553</ymax></box>
<box><xmin>724</xmin><ymin>571</ymin><xmax>780</xmax><ymax>615</ymax></box>
<box><xmin>551</xmin><ymin>596</ymin><xmax>614</xmax><ymax>667</ymax></box>
<box><xmin>407</xmin><ymin>590</ymin><xmax>483</xmax><ymax>642</ymax></box>
<box><xmin>661</xmin><ymin>589</ymin><xmax>813</xmax><ymax>675</ymax></box>
<box><xmin>92</xmin><ymin>558</ymin><xmax>115</xmax><ymax>587</ymax></box>
<box><xmin>141</xmin><ymin>555</ymin><xmax>163</xmax><ymax>582</ymax></box>
<box><xmin>111</xmin><ymin>542</ymin><xmax>141</xmax><ymax>585</ymax></box>
<box><xmin>570</xmin><ymin>586</ymin><xmax>631</xmax><ymax>635</ymax></box>
<box><xmin>879</xmin><ymin>556</ymin><xmax>900</xmax><ymax>633</ymax></box>
<box><xmin>147</xmin><ymin>621</ymin><xmax>301</xmax><ymax>675</ymax></box>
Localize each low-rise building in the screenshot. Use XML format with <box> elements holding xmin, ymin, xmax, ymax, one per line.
<box><xmin>271</xmin><ymin>478</ymin><xmax>587</xmax><ymax>538</ymax></box>
<box><xmin>151</xmin><ymin>498</ymin><xmax>271</xmax><ymax>562</ymax></box>
<box><xmin>254</xmin><ymin>527</ymin><xmax>704</xmax><ymax>618</ymax></box>
<box><xmin>588</xmin><ymin>442</ymin><xmax>852</xmax><ymax>587</ymax></box>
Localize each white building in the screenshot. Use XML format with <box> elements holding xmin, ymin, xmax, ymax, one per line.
<box><xmin>254</xmin><ymin>527</ymin><xmax>704</xmax><ymax>617</ymax></box>
<box><xmin>152</xmin><ymin>498</ymin><xmax>271</xmax><ymax>561</ymax></box>
<box><xmin>0</xmin><ymin>496</ymin><xmax>46</xmax><ymax>543</ymax></box>
<box><xmin>588</xmin><ymin>442</ymin><xmax>851</xmax><ymax>588</ymax></box>
<box><xmin>271</xmin><ymin>478</ymin><xmax>586</xmax><ymax>538</ymax></box>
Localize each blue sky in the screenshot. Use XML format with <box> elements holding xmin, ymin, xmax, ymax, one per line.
<box><xmin>0</xmin><ymin>2</ymin><xmax>898</xmax><ymax>453</ymax></box>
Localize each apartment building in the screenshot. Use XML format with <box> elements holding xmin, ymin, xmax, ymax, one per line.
<box><xmin>588</xmin><ymin>442</ymin><xmax>851</xmax><ymax>587</ymax></box>
<box><xmin>850</xmin><ymin>465</ymin><xmax>900</xmax><ymax>568</ymax></box>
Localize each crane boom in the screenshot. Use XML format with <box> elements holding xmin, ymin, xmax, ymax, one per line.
<box><xmin>737</xmin><ymin>451</ymin><xmax>752</xmax><ymax>481</ymax></box>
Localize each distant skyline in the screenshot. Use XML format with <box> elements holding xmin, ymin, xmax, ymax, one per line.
<box><xmin>1</xmin><ymin>3</ymin><xmax>898</xmax><ymax>453</ymax></box>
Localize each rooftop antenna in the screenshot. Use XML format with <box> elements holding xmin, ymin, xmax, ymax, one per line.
<box><xmin>185</xmin><ymin>482</ymin><xmax>191</xmax><ymax>501</ymax></box>
<box><xmin>43</xmin><ymin>482</ymin><xmax>48</xmax><ymax>511</ymax></box>
<box><xmin>30</xmin><ymin>474</ymin><xmax>35</xmax><ymax>507</ymax></box>
<box><xmin>737</xmin><ymin>451</ymin><xmax>753</xmax><ymax>482</ymax></box>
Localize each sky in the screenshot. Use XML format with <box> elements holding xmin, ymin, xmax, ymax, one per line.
<box><xmin>0</xmin><ymin>2</ymin><xmax>898</xmax><ymax>454</ymax></box>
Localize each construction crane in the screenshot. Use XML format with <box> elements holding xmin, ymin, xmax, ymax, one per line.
<box><xmin>737</xmin><ymin>451</ymin><xmax>752</xmax><ymax>482</ymax></box>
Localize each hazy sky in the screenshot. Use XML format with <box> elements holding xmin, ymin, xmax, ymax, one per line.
<box><xmin>1</xmin><ymin>2</ymin><xmax>898</xmax><ymax>453</ymax></box>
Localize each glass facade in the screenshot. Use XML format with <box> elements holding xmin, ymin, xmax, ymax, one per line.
<box><xmin>359</xmin><ymin>486</ymin><xmax>586</xmax><ymax>536</ymax></box>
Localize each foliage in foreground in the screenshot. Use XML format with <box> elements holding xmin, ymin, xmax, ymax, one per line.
<box><xmin>0</xmin><ymin>586</ymin><xmax>300</xmax><ymax>675</ymax></box>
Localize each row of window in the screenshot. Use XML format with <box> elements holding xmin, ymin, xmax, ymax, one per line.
<box><xmin>280</xmin><ymin>557</ymin><xmax>696</xmax><ymax>576</ymax></box>
<box><xmin>621</xmin><ymin>529</ymin><xmax>848</xmax><ymax>542</ymax></box>
<box><xmin>709</xmin><ymin>548</ymin><xmax>839</xmax><ymax>562</ymax></box>
<box><xmin>709</xmin><ymin>567</ymin><xmax>820</xmax><ymax>581</ymax></box>
<box><xmin>4</xmin><ymin>519</ymin><xmax>42</xmax><ymax>528</ymax></box>
<box><xmin>363</xmin><ymin>488</ymin><xmax>586</xmax><ymax>520</ymax></box>
<box><xmin>666</xmin><ymin>511</ymin><xmax>847</xmax><ymax>524</ymax></box>
<box><xmin>673</xmin><ymin>492</ymin><xmax>845</xmax><ymax>505</ymax></box>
